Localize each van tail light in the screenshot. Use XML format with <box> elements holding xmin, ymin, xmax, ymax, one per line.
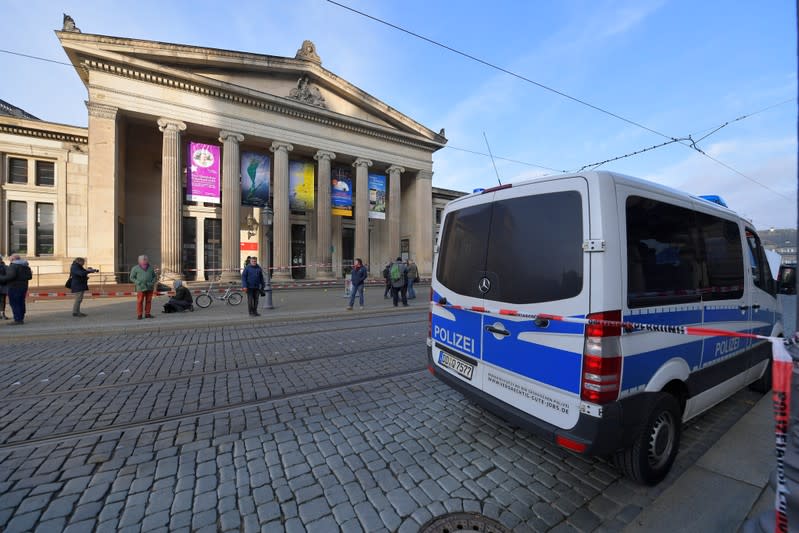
<box><xmin>428</xmin><ymin>288</ymin><xmax>434</xmax><ymax>339</ymax></box>
<box><xmin>581</xmin><ymin>310</ymin><xmax>622</xmax><ymax>404</ymax></box>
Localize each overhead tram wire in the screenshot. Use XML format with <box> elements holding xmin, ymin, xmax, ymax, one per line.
<box><xmin>325</xmin><ymin>0</ymin><xmax>678</xmax><ymax>143</ymax></box>
<box><xmin>0</xmin><ymin>48</ymin><xmax>72</xmax><ymax>66</ymax></box>
<box><xmin>326</xmin><ymin>1</ymin><xmax>794</xmax><ymax>201</ymax></box>
<box><xmin>441</xmin><ymin>145</ymin><xmax>565</xmax><ymax>173</ymax></box>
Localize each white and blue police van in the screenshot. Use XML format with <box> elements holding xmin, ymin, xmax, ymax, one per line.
<box><xmin>428</xmin><ymin>171</ymin><xmax>781</xmax><ymax>484</ymax></box>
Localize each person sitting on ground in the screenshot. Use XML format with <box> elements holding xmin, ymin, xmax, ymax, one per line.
<box><xmin>163</xmin><ymin>280</ymin><xmax>194</xmax><ymax>313</ymax></box>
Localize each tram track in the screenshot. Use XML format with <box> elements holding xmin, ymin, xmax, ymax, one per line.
<box><xmin>0</xmin><ymin>315</ymin><xmax>428</xmax><ymax>366</ymax></box>
<box><xmin>0</xmin><ymin>339</ymin><xmax>422</xmax><ymax>402</ymax></box>
<box><xmin>0</xmin><ymin>366</ymin><xmax>429</xmax><ymax>451</ymax></box>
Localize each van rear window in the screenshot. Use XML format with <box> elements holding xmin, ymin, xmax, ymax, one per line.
<box><xmin>436</xmin><ymin>191</ymin><xmax>584</xmax><ymax>304</ymax></box>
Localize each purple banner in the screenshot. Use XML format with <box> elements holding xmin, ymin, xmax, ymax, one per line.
<box><xmin>187</xmin><ymin>142</ymin><xmax>221</xmax><ymax>204</ymax></box>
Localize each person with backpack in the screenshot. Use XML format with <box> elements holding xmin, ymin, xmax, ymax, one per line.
<box><xmin>0</xmin><ymin>254</ymin><xmax>32</xmax><ymax>325</ymax></box>
<box><xmin>347</xmin><ymin>258</ymin><xmax>368</xmax><ymax>310</ymax></box>
<box><xmin>389</xmin><ymin>256</ymin><xmax>409</xmax><ymax>307</ymax></box>
<box><xmin>130</xmin><ymin>255</ymin><xmax>158</xmax><ymax>320</ymax></box>
<box><xmin>69</xmin><ymin>257</ymin><xmax>98</xmax><ymax>317</ymax></box>
<box><xmin>406</xmin><ymin>259</ymin><xmax>419</xmax><ymax>299</ymax></box>
<box><xmin>382</xmin><ymin>261</ymin><xmax>392</xmax><ymax>299</ymax></box>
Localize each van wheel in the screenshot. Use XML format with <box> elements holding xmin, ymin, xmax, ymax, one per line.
<box><xmin>749</xmin><ymin>359</ymin><xmax>773</xmax><ymax>392</ymax></box>
<box><xmin>613</xmin><ymin>393</ymin><xmax>681</xmax><ymax>485</ymax></box>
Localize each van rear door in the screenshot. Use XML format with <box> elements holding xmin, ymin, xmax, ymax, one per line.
<box><xmin>431</xmin><ymin>192</ymin><xmax>494</xmax><ymax>387</ymax></box>
<box><xmin>479</xmin><ymin>178</ymin><xmax>590</xmax><ymax>430</ymax></box>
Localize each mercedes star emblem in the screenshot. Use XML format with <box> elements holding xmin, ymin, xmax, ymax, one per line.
<box><xmin>478</xmin><ymin>277</ymin><xmax>491</xmax><ymax>294</ymax></box>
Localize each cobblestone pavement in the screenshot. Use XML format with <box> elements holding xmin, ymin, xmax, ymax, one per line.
<box><xmin>0</xmin><ymin>309</ymin><xmax>762</xmax><ymax>532</ymax></box>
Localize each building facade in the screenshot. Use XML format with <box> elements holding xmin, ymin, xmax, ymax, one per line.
<box><xmin>0</xmin><ymin>101</ymin><xmax>89</xmax><ymax>285</ymax></box>
<box><xmin>30</xmin><ymin>20</ymin><xmax>446</xmax><ymax>283</ymax></box>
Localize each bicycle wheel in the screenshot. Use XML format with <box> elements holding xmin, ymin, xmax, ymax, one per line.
<box><xmin>195</xmin><ymin>293</ymin><xmax>213</xmax><ymax>308</ymax></box>
<box><xmin>227</xmin><ymin>291</ymin><xmax>243</xmax><ymax>306</ymax></box>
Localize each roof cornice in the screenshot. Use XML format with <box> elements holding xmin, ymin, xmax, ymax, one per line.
<box><xmin>82</xmin><ymin>56</ymin><xmax>445</xmax><ymax>152</ymax></box>
<box><xmin>0</xmin><ymin>116</ymin><xmax>88</xmax><ymax>144</ymax></box>
<box><xmin>56</xmin><ymin>31</ymin><xmax>447</xmax><ymax>150</ymax></box>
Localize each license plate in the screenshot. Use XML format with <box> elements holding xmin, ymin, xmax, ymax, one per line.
<box><xmin>439</xmin><ymin>352</ymin><xmax>475</xmax><ymax>380</ymax></box>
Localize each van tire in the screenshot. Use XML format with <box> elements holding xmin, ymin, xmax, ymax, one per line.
<box><xmin>749</xmin><ymin>359</ymin><xmax>772</xmax><ymax>392</ymax></box>
<box><xmin>613</xmin><ymin>393</ymin><xmax>681</xmax><ymax>485</ymax></box>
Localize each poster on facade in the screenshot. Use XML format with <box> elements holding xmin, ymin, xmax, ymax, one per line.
<box><xmin>240</xmin><ymin>152</ymin><xmax>271</xmax><ymax>207</ymax></box>
<box><xmin>289</xmin><ymin>160</ymin><xmax>315</xmax><ymax>211</ymax></box>
<box><xmin>331</xmin><ymin>166</ymin><xmax>352</xmax><ymax>216</ymax></box>
<box><xmin>368</xmin><ymin>174</ymin><xmax>386</xmax><ymax>219</ymax></box>
<box><xmin>187</xmin><ymin>142</ymin><xmax>221</xmax><ymax>204</ymax></box>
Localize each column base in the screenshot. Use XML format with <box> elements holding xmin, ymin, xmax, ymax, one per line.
<box><xmin>220</xmin><ymin>271</ymin><xmax>240</xmax><ymax>283</ymax></box>
<box><xmin>271</xmin><ymin>272</ymin><xmax>292</xmax><ymax>282</ymax></box>
<box><xmin>316</xmin><ymin>270</ymin><xmax>335</xmax><ymax>280</ymax></box>
<box><xmin>159</xmin><ymin>270</ymin><xmax>184</xmax><ymax>282</ymax></box>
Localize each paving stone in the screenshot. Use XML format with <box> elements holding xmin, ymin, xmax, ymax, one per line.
<box><xmin>63</xmin><ymin>519</ymin><xmax>96</xmax><ymax>533</ymax></box>
<box><xmin>5</xmin><ymin>511</ymin><xmax>41</xmax><ymax>532</ymax></box>
<box><xmin>35</xmin><ymin>517</ymin><xmax>66</xmax><ymax>532</ymax></box>
<box><xmin>191</xmin><ymin>509</ymin><xmax>218</xmax><ymax>530</ymax></box>
<box><xmin>386</xmin><ymin>488</ymin><xmax>417</xmax><ymax>517</ymax></box>
<box><xmin>298</xmin><ymin>497</ymin><xmax>329</xmax><ymax>523</ymax></box>
<box><xmin>305</xmin><ymin>514</ymin><xmax>339</xmax><ymax>533</ymax></box>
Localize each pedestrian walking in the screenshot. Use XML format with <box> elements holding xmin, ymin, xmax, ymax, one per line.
<box><xmin>130</xmin><ymin>255</ymin><xmax>157</xmax><ymax>319</ymax></box>
<box><xmin>163</xmin><ymin>280</ymin><xmax>194</xmax><ymax>313</ymax></box>
<box><xmin>0</xmin><ymin>254</ymin><xmax>32</xmax><ymax>325</ymax></box>
<box><xmin>347</xmin><ymin>258</ymin><xmax>368</xmax><ymax>310</ymax></box>
<box><xmin>389</xmin><ymin>256</ymin><xmax>408</xmax><ymax>307</ymax></box>
<box><xmin>69</xmin><ymin>257</ymin><xmax>98</xmax><ymax>317</ymax></box>
<box><xmin>382</xmin><ymin>261</ymin><xmax>392</xmax><ymax>299</ymax></box>
<box><xmin>0</xmin><ymin>256</ymin><xmax>8</xmax><ymax>320</ymax></box>
<box><xmin>242</xmin><ymin>256</ymin><xmax>265</xmax><ymax>316</ymax></box>
<box><xmin>406</xmin><ymin>259</ymin><xmax>419</xmax><ymax>299</ymax></box>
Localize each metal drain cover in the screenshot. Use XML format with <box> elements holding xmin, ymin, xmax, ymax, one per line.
<box><xmin>419</xmin><ymin>512</ymin><xmax>511</xmax><ymax>533</ymax></box>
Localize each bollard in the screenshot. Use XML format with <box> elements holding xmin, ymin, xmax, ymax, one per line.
<box><xmin>262</xmin><ymin>278</ymin><xmax>274</xmax><ymax>310</ymax></box>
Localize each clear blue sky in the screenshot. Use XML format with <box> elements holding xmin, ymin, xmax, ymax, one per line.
<box><xmin>1</xmin><ymin>0</ymin><xmax>795</xmax><ymax>229</ymax></box>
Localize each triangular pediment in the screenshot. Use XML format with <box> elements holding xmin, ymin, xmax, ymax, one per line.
<box><xmin>56</xmin><ymin>31</ymin><xmax>446</xmax><ymax>147</ymax></box>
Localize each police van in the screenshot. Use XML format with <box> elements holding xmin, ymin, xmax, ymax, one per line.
<box><xmin>428</xmin><ymin>171</ymin><xmax>781</xmax><ymax>485</ymax></box>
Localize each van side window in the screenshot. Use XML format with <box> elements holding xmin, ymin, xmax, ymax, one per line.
<box><xmin>697</xmin><ymin>214</ymin><xmax>744</xmax><ymax>301</ymax></box>
<box><xmin>435</xmin><ymin>203</ymin><xmax>493</xmax><ymax>299</ymax></box>
<box><xmin>627</xmin><ymin>197</ymin><xmax>702</xmax><ymax>307</ymax></box>
<box><xmin>746</xmin><ymin>229</ymin><xmax>775</xmax><ymax>294</ymax></box>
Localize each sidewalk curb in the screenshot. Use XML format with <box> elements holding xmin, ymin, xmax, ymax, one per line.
<box><xmin>623</xmin><ymin>393</ymin><xmax>773</xmax><ymax>532</ymax></box>
<box><xmin>2</xmin><ymin>305</ymin><xmax>426</xmax><ymax>341</ymax></box>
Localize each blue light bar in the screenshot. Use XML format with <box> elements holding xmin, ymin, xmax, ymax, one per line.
<box><xmin>698</xmin><ymin>195</ymin><xmax>728</xmax><ymax>208</ymax></box>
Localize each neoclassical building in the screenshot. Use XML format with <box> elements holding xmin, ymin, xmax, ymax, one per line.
<box><xmin>44</xmin><ymin>18</ymin><xmax>445</xmax><ymax>282</ymax></box>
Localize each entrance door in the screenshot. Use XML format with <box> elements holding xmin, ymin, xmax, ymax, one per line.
<box><xmin>183</xmin><ymin>217</ymin><xmax>197</xmax><ymax>281</ymax></box>
<box><xmin>342</xmin><ymin>227</ymin><xmax>355</xmax><ymax>272</ymax></box>
<box><xmin>204</xmin><ymin>218</ymin><xmax>221</xmax><ymax>280</ymax></box>
<box><xmin>291</xmin><ymin>224</ymin><xmax>306</xmax><ymax>279</ymax></box>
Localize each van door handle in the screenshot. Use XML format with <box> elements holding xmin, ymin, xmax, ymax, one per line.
<box><xmin>752</xmin><ymin>304</ymin><xmax>761</xmax><ymax>311</ymax></box>
<box><xmin>485</xmin><ymin>326</ymin><xmax>510</xmax><ymax>337</ymax></box>
<box><xmin>738</xmin><ymin>305</ymin><xmax>749</xmax><ymax>311</ymax></box>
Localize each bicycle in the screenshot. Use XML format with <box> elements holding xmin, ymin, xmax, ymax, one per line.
<box><xmin>194</xmin><ymin>278</ymin><xmax>244</xmax><ymax>308</ymax></box>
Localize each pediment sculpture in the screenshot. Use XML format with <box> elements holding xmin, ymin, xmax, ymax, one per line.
<box><xmin>288</xmin><ymin>75</ymin><xmax>327</xmax><ymax>109</ymax></box>
<box><xmin>295</xmin><ymin>40</ymin><xmax>321</xmax><ymax>65</ymax></box>
<box><xmin>62</xmin><ymin>13</ymin><xmax>81</xmax><ymax>33</ymax></box>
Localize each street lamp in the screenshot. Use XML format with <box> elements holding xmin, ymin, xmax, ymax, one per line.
<box><xmin>262</xmin><ymin>206</ymin><xmax>274</xmax><ymax>310</ymax></box>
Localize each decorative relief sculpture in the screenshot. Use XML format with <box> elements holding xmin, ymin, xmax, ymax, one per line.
<box><xmin>294</xmin><ymin>40</ymin><xmax>321</xmax><ymax>65</ymax></box>
<box><xmin>288</xmin><ymin>75</ymin><xmax>327</xmax><ymax>109</ymax></box>
<box><xmin>62</xmin><ymin>13</ymin><xmax>81</xmax><ymax>33</ymax></box>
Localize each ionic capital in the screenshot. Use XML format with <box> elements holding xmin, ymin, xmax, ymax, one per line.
<box><xmin>313</xmin><ymin>150</ymin><xmax>336</xmax><ymax>162</ymax></box>
<box><xmin>270</xmin><ymin>141</ymin><xmax>294</xmax><ymax>153</ymax></box>
<box><xmin>219</xmin><ymin>131</ymin><xmax>245</xmax><ymax>144</ymax></box>
<box><xmin>416</xmin><ymin>169</ymin><xmax>433</xmax><ymax>181</ymax></box>
<box><xmin>85</xmin><ymin>101</ymin><xmax>118</xmax><ymax>120</ymax></box>
<box><xmin>157</xmin><ymin>118</ymin><xmax>187</xmax><ymax>133</ymax></box>
<box><xmin>352</xmin><ymin>158</ymin><xmax>373</xmax><ymax>169</ymax></box>
<box><xmin>386</xmin><ymin>165</ymin><xmax>405</xmax><ymax>176</ymax></box>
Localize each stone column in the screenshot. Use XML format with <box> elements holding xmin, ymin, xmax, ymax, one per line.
<box><xmin>158</xmin><ymin>118</ymin><xmax>187</xmax><ymax>281</ymax></box>
<box><xmin>85</xmin><ymin>101</ymin><xmax>119</xmax><ymax>275</ymax></box>
<box><xmin>353</xmin><ymin>158</ymin><xmax>372</xmax><ymax>264</ymax></box>
<box><xmin>219</xmin><ymin>131</ymin><xmax>245</xmax><ymax>282</ymax></box>
<box><xmin>314</xmin><ymin>150</ymin><xmax>336</xmax><ymax>279</ymax></box>
<box><xmin>414</xmin><ymin>170</ymin><xmax>434</xmax><ymax>277</ymax></box>
<box><xmin>270</xmin><ymin>141</ymin><xmax>294</xmax><ymax>281</ymax></box>
<box><xmin>386</xmin><ymin>165</ymin><xmax>404</xmax><ymax>260</ymax></box>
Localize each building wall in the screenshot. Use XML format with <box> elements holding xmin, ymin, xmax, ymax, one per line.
<box><xmin>0</xmin><ymin>119</ymin><xmax>88</xmax><ymax>286</ymax></box>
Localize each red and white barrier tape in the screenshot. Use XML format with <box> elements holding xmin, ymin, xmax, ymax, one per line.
<box><xmin>436</xmin><ymin>300</ymin><xmax>794</xmax><ymax>530</ymax></box>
